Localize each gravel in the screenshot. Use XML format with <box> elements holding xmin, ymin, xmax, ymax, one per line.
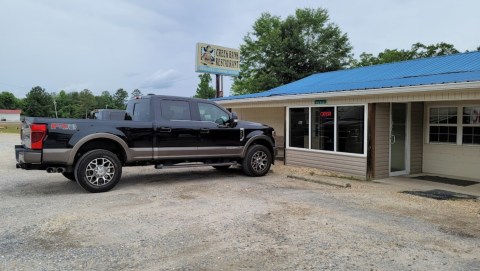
<box><xmin>1</xmin><ymin>133</ymin><xmax>479</xmax><ymax>270</ymax></box>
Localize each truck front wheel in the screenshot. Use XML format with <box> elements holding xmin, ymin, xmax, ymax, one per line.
<box><xmin>242</xmin><ymin>145</ymin><xmax>272</xmax><ymax>177</ymax></box>
<box><xmin>74</xmin><ymin>150</ymin><xmax>122</xmax><ymax>193</ymax></box>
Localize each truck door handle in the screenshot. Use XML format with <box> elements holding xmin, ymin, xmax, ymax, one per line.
<box><xmin>200</xmin><ymin>128</ymin><xmax>210</xmax><ymax>134</ymax></box>
<box><xmin>159</xmin><ymin>127</ymin><xmax>171</xmax><ymax>133</ymax></box>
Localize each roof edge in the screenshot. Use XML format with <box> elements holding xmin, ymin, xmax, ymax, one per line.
<box><xmin>217</xmin><ymin>81</ymin><xmax>480</xmax><ymax>105</ymax></box>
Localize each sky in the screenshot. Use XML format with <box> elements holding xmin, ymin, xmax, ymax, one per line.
<box><xmin>1</xmin><ymin>0</ymin><xmax>479</xmax><ymax>99</ymax></box>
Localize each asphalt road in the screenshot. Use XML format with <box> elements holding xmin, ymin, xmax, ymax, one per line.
<box><xmin>1</xmin><ymin>133</ymin><xmax>479</xmax><ymax>270</ymax></box>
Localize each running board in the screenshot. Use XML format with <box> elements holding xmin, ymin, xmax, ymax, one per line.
<box><xmin>154</xmin><ymin>162</ymin><xmax>237</xmax><ymax>169</ymax></box>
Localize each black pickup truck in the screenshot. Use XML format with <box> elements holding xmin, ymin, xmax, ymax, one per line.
<box><xmin>15</xmin><ymin>95</ymin><xmax>276</xmax><ymax>193</ymax></box>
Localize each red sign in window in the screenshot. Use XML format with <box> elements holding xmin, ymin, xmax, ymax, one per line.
<box><xmin>320</xmin><ymin>111</ymin><xmax>332</xmax><ymax>117</ymax></box>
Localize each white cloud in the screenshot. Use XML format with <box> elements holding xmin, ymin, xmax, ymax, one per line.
<box><xmin>140</xmin><ymin>69</ymin><xmax>182</xmax><ymax>89</ymax></box>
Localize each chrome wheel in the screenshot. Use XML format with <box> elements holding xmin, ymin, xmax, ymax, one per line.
<box><xmin>251</xmin><ymin>150</ymin><xmax>268</xmax><ymax>173</ymax></box>
<box><xmin>85</xmin><ymin>157</ymin><xmax>115</xmax><ymax>186</ymax></box>
<box><xmin>242</xmin><ymin>145</ymin><xmax>272</xmax><ymax>177</ymax></box>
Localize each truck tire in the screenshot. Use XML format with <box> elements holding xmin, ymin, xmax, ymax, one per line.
<box><xmin>62</xmin><ymin>172</ymin><xmax>76</xmax><ymax>182</ymax></box>
<box><xmin>242</xmin><ymin>145</ymin><xmax>271</xmax><ymax>177</ymax></box>
<box><xmin>74</xmin><ymin>150</ymin><xmax>122</xmax><ymax>193</ymax></box>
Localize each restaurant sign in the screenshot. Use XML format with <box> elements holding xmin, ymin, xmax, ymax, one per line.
<box><xmin>195</xmin><ymin>43</ymin><xmax>240</xmax><ymax>76</ymax></box>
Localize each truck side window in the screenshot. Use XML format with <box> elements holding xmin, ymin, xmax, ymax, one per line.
<box><xmin>161</xmin><ymin>100</ymin><xmax>191</xmax><ymax>121</ymax></box>
<box><xmin>198</xmin><ymin>102</ymin><xmax>229</xmax><ymax>124</ymax></box>
<box><xmin>132</xmin><ymin>99</ymin><xmax>151</xmax><ymax>121</ymax></box>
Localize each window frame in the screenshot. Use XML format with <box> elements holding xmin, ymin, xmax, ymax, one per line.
<box><xmin>462</xmin><ymin>106</ymin><xmax>480</xmax><ymax>145</ymax></box>
<box><xmin>286</xmin><ymin>104</ymin><xmax>368</xmax><ymax>157</ymax></box>
<box><xmin>427</xmin><ymin>106</ymin><xmax>458</xmax><ymax>144</ymax></box>
<box><xmin>427</xmin><ymin>105</ymin><xmax>480</xmax><ymax>146</ymax></box>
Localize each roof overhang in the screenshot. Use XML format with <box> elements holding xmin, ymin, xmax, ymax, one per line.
<box><xmin>217</xmin><ymin>81</ymin><xmax>480</xmax><ymax>105</ymax></box>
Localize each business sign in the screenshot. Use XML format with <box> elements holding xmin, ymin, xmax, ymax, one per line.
<box><xmin>195</xmin><ymin>43</ymin><xmax>240</xmax><ymax>76</ymax></box>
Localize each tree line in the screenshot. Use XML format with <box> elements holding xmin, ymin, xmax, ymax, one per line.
<box><xmin>0</xmin><ymin>87</ymin><xmax>142</xmax><ymax>118</ymax></box>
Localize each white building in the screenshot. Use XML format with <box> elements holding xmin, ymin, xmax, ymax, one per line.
<box><xmin>0</xmin><ymin>109</ymin><xmax>22</xmax><ymax>122</ymax></box>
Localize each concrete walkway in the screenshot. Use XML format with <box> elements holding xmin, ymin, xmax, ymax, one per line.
<box><xmin>374</xmin><ymin>174</ymin><xmax>480</xmax><ymax>197</ymax></box>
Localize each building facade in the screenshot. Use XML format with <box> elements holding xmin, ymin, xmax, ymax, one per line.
<box><xmin>217</xmin><ymin>52</ymin><xmax>480</xmax><ymax>181</ymax></box>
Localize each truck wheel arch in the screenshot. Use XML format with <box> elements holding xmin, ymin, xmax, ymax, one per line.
<box><xmin>242</xmin><ymin>135</ymin><xmax>275</xmax><ymax>160</ymax></box>
<box><xmin>68</xmin><ymin>133</ymin><xmax>131</xmax><ymax>165</ymax></box>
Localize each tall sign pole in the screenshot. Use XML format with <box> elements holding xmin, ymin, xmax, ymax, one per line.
<box><xmin>215</xmin><ymin>74</ymin><xmax>223</xmax><ymax>98</ymax></box>
<box><xmin>195</xmin><ymin>43</ymin><xmax>239</xmax><ymax>98</ymax></box>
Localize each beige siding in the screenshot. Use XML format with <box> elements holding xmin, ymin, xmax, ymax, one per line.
<box><xmin>423</xmin><ymin>144</ymin><xmax>480</xmax><ymax>179</ymax></box>
<box><xmin>410</xmin><ymin>102</ymin><xmax>424</xmax><ymax>174</ymax></box>
<box><xmin>374</xmin><ymin>103</ymin><xmax>390</xmax><ymax>179</ymax></box>
<box><xmin>286</xmin><ymin>149</ymin><xmax>367</xmax><ymax>179</ymax></box>
<box><xmin>232</xmin><ymin>107</ymin><xmax>285</xmax><ymax>136</ymax></box>
<box><xmin>422</xmin><ymin>100</ymin><xmax>480</xmax><ymax>179</ymax></box>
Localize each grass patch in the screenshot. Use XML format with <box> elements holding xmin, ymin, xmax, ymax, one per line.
<box><xmin>0</xmin><ymin>122</ymin><xmax>21</xmax><ymax>134</ymax></box>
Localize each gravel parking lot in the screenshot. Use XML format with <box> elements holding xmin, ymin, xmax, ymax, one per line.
<box><xmin>1</xmin><ymin>133</ymin><xmax>479</xmax><ymax>270</ymax></box>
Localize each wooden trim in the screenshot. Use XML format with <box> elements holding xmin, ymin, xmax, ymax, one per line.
<box><xmin>367</xmin><ymin>103</ymin><xmax>376</xmax><ymax>180</ymax></box>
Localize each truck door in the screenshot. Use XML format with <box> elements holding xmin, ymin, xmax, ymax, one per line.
<box><xmin>154</xmin><ymin>99</ymin><xmax>200</xmax><ymax>160</ymax></box>
<box><xmin>123</xmin><ymin>98</ymin><xmax>155</xmax><ymax>161</ymax></box>
<box><xmin>194</xmin><ymin>101</ymin><xmax>241</xmax><ymax>157</ymax></box>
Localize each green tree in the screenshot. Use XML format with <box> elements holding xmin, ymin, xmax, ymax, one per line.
<box><xmin>351</xmin><ymin>42</ymin><xmax>460</xmax><ymax>67</ymax></box>
<box><xmin>95</xmin><ymin>91</ymin><xmax>114</xmax><ymax>109</ymax></box>
<box><xmin>194</xmin><ymin>74</ymin><xmax>216</xmax><ymax>99</ymax></box>
<box><xmin>131</xmin><ymin>88</ymin><xmax>143</xmax><ymax>98</ymax></box>
<box><xmin>113</xmin><ymin>88</ymin><xmax>128</xmax><ymax>109</ymax></box>
<box><xmin>22</xmin><ymin>86</ymin><xmax>54</xmax><ymax>117</ymax></box>
<box><xmin>55</xmin><ymin>90</ymin><xmax>74</xmax><ymax>118</ymax></box>
<box><xmin>232</xmin><ymin>8</ymin><xmax>352</xmax><ymax>95</ymax></box>
<box><xmin>0</xmin><ymin>91</ymin><xmax>20</xmax><ymax>109</ymax></box>
<box><xmin>77</xmin><ymin>89</ymin><xmax>97</xmax><ymax>118</ymax></box>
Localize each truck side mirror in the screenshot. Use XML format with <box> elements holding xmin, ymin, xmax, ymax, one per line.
<box><xmin>230</xmin><ymin>112</ymin><xmax>238</xmax><ymax>127</ymax></box>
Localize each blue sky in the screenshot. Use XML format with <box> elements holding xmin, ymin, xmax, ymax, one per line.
<box><xmin>1</xmin><ymin>0</ymin><xmax>479</xmax><ymax>98</ymax></box>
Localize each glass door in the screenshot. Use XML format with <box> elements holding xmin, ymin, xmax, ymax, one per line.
<box><xmin>390</xmin><ymin>103</ymin><xmax>409</xmax><ymax>176</ymax></box>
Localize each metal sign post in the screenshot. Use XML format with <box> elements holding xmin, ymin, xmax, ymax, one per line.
<box><xmin>216</xmin><ymin>74</ymin><xmax>223</xmax><ymax>98</ymax></box>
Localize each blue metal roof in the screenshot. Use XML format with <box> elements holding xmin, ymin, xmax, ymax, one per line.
<box><xmin>217</xmin><ymin>51</ymin><xmax>480</xmax><ymax>101</ymax></box>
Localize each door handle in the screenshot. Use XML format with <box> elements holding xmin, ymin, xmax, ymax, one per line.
<box><xmin>391</xmin><ymin>134</ymin><xmax>396</xmax><ymax>144</ymax></box>
<box><xmin>200</xmin><ymin>128</ymin><xmax>210</xmax><ymax>134</ymax></box>
<box><xmin>159</xmin><ymin>127</ymin><xmax>171</xmax><ymax>133</ymax></box>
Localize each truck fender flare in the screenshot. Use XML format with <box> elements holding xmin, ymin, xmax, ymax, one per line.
<box><xmin>242</xmin><ymin>135</ymin><xmax>275</xmax><ymax>158</ymax></box>
<box><xmin>67</xmin><ymin>133</ymin><xmax>131</xmax><ymax>165</ymax></box>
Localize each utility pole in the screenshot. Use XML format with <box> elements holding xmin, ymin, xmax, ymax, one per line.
<box><xmin>52</xmin><ymin>94</ymin><xmax>58</xmax><ymax>118</ymax></box>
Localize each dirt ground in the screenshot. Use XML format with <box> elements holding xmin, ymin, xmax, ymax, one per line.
<box><xmin>1</xmin><ymin>133</ymin><xmax>479</xmax><ymax>270</ymax></box>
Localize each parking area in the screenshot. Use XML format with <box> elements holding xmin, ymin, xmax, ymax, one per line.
<box><xmin>1</xmin><ymin>133</ymin><xmax>479</xmax><ymax>270</ymax></box>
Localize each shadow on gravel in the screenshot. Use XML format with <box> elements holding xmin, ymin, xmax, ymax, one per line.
<box><xmin>3</xmin><ymin>179</ymin><xmax>83</xmax><ymax>197</ymax></box>
<box><xmin>6</xmin><ymin>167</ymin><xmax>252</xmax><ymax>195</ymax></box>
<box><xmin>116</xmin><ymin>167</ymin><xmax>245</xmax><ymax>189</ymax></box>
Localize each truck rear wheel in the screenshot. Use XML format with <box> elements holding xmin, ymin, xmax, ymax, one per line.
<box><xmin>242</xmin><ymin>145</ymin><xmax>272</xmax><ymax>177</ymax></box>
<box><xmin>74</xmin><ymin>150</ymin><xmax>122</xmax><ymax>193</ymax></box>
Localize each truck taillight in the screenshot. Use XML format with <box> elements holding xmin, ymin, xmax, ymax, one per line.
<box><xmin>30</xmin><ymin>124</ymin><xmax>47</xmax><ymax>150</ymax></box>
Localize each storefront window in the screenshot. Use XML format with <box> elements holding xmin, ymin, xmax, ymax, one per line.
<box><xmin>462</xmin><ymin>107</ymin><xmax>480</xmax><ymax>145</ymax></box>
<box><xmin>429</xmin><ymin>107</ymin><xmax>457</xmax><ymax>143</ymax></box>
<box><xmin>289</xmin><ymin>108</ymin><xmax>309</xmax><ymax>148</ymax></box>
<box><xmin>337</xmin><ymin>106</ymin><xmax>364</xmax><ymax>154</ymax></box>
<box><xmin>288</xmin><ymin>105</ymin><xmax>366</xmax><ymax>155</ymax></box>
<box><xmin>311</xmin><ymin>107</ymin><xmax>334</xmax><ymax>151</ymax></box>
